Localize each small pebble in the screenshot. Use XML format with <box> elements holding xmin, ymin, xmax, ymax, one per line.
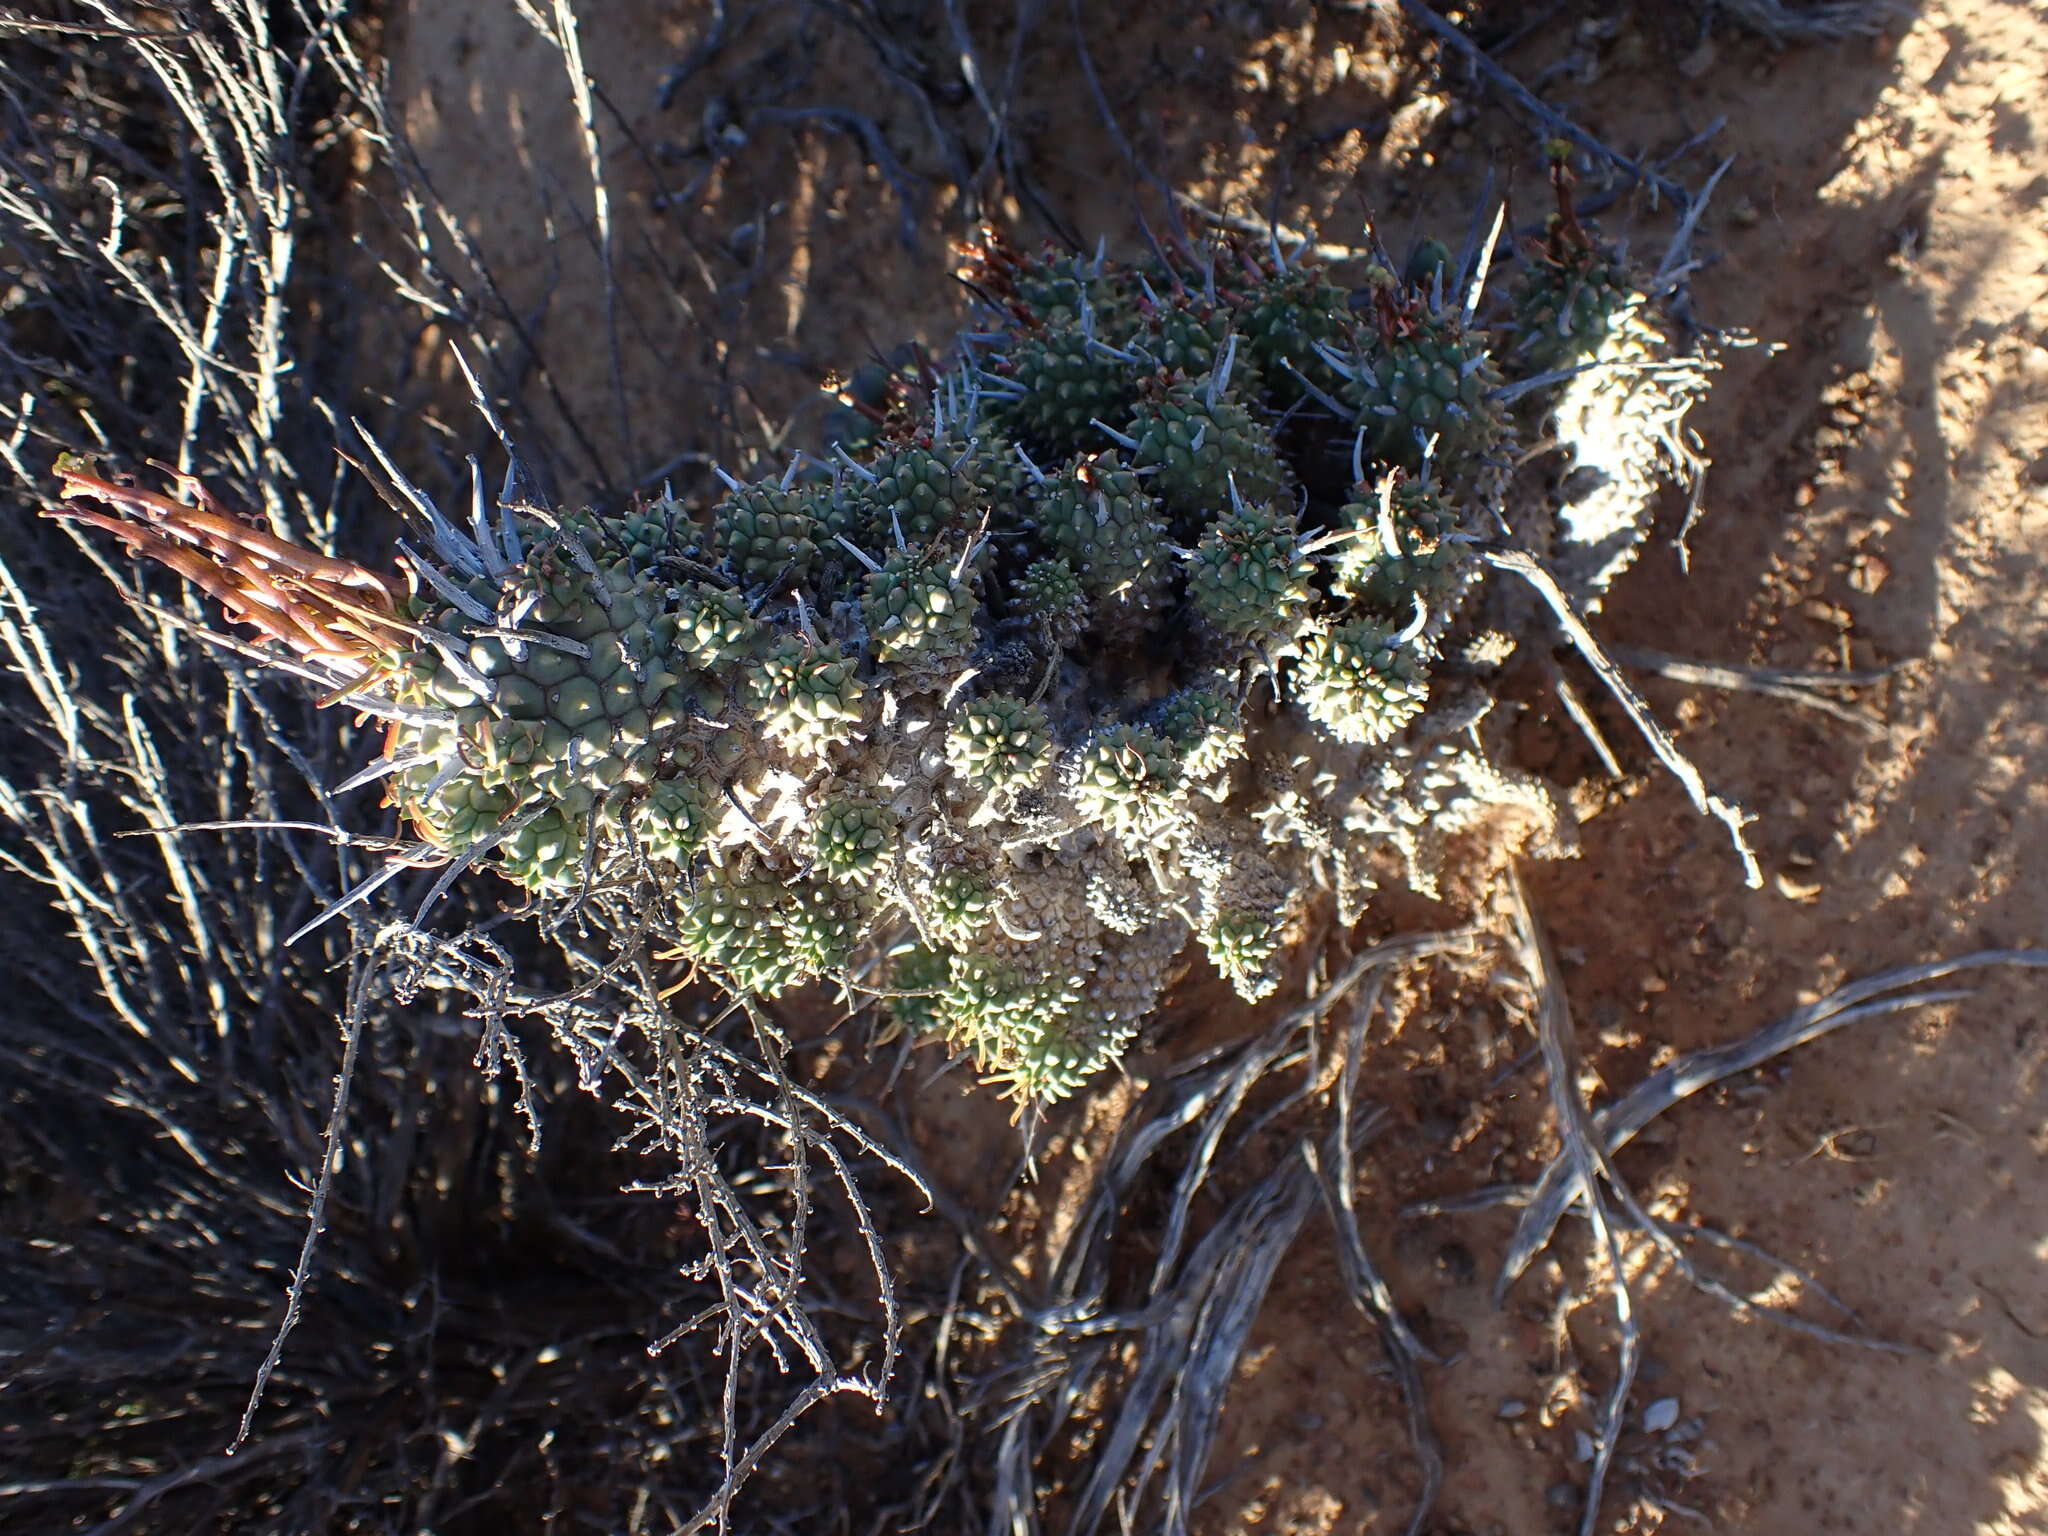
<box><xmin>1573</xmin><ymin>1430</ymin><xmax>1597</xmax><ymax>1463</ymax></box>
<box><xmin>1775</xmin><ymin>869</ymin><xmax>1824</xmax><ymax>901</ymax></box>
<box><xmin>1643</xmin><ymin>1397</ymin><xmax>1681</xmax><ymax>1433</ymax></box>
<box><xmin>1498</xmin><ymin>1398</ymin><xmax>1528</xmax><ymax>1420</ymax></box>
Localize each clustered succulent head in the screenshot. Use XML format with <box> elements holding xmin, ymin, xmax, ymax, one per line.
<box><xmin>53</xmin><ymin>190</ymin><xmax>1710</xmax><ymax>1103</ymax></box>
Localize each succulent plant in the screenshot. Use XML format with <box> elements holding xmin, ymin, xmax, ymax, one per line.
<box><xmin>861</xmin><ymin>546</ymin><xmax>978</xmax><ymax>666</ymax></box>
<box><xmin>746</xmin><ymin>637</ymin><xmax>867</xmax><ymax>760</ymax></box>
<box><xmin>1200</xmin><ymin>907</ymin><xmax>1288</xmax><ymax>1002</ymax></box>
<box><xmin>714</xmin><ymin>475</ymin><xmax>820</xmax><ymax>587</ymax></box>
<box><xmin>1001</xmin><ymin>323</ymin><xmax>1140</xmax><ymax>456</ymax></box>
<box><xmin>781</xmin><ymin>876</ymin><xmax>862</xmax><ymax>975</ymax></box>
<box><xmin>1293</xmin><ymin>620</ymin><xmax>1431</xmax><ymax>746</ymax></box>
<box><xmin>1132</xmin><ymin>285</ymin><xmax>1238</xmax><ymax>381</ymax></box>
<box><xmin>1329</xmin><ymin>266</ymin><xmax>1506</xmax><ymax>473</ymax></box>
<box><xmin>673</xmin><ymin>580</ymin><xmax>761</xmax><ymax>669</ymax></box>
<box><xmin>815</xmin><ymin>795</ymin><xmax>901</xmax><ymax>887</ymax></box>
<box><xmin>1033</xmin><ymin>450</ymin><xmax>1170</xmax><ymax>630</ymax></box>
<box><xmin>1115</xmin><ymin>346</ymin><xmax>1286</xmax><ymax>529</ymax></box>
<box><xmin>1015</xmin><ymin>556</ymin><xmax>1089</xmax><ymax>647</ymax></box>
<box><xmin>884</xmin><ymin>940</ymin><xmax>951</xmax><ymax>1037</ymax></box>
<box><xmin>1331</xmin><ymin>474</ymin><xmax>1472</xmax><ymax>618</ymax></box>
<box><xmin>852</xmin><ymin>444</ymin><xmax>978</xmax><ymax>549</ymax></box>
<box><xmin>52</xmin><ymin>197</ymin><xmax>1714</xmax><ymax>1103</ymax></box>
<box><xmin>1186</xmin><ymin>493</ymin><xmax>1316</xmax><ymax>645</ymax></box>
<box><xmin>1514</xmin><ymin>146</ymin><xmax>1638</xmax><ymax>376</ymax></box>
<box><xmin>926</xmin><ymin>862</ymin><xmax>1000</xmax><ymax>943</ymax></box>
<box><xmin>945</xmin><ymin>694</ymin><xmax>1052</xmax><ymax>794</ymax></box>
<box><xmin>1235</xmin><ymin>255</ymin><xmax>1354</xmax><ymax>405</ymax></box>
<box><xmin>1068</xmin><ymin>725</ymin><xmax>1185</xmax><ymax>845</ymax></box>
<box><xmin>1508</xmin><ymin>151</ymin><xmax>1709</xmax><ymax>609</ymax></box>
<box><xmin>1159</xmin><ymin>685</ymin><xmax>1246</xmax><ymax>780</ymax></box>
<box><xmin>636</xmin><ymin>773</ymin><xmax>717</xmax><ymax>865</ymax></box>
<box><xmin>673</xmin><ymin>867</ymin><xmax>816</xmax><ymax>998</ymax></box>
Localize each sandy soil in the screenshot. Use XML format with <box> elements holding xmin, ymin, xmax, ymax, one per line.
<box><xmin>384</xmin><ymin>2</ymin><xmax>2048</xmax><ymax>1530</ymax></box>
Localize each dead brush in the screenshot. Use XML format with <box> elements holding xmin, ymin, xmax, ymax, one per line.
<box><xmin>1</xmin><ymin>5</ymin><xmax>915</xmax><ymax>1531</ymax></box>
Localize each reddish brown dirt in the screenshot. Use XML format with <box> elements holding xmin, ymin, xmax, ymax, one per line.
<box><xmin>384</xmin><ymin>2</ymin><xmax>2048</xmax><ymax>1531</ymax></box>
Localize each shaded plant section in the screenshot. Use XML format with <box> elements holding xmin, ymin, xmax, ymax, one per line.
<box><xmin>0</xmin><ymin>5</ymin><xmax>915</xmax><ymax>1530</ymax></box>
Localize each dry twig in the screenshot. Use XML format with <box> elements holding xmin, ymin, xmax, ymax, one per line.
<box><xmin>1612</xmin><ymin>644</ymin><xmax>1898</xmax><ymax>736</ymax></box>
<box><xmin>1504</xmin><ymin>873</ymin><xmax>1641</xmax><ymax>1536</ymax></box>
<box><xmin>1499</xmin><ymin>949</ymin><xmax>2048</xmax><ymax>1291</ymax></box>
<box><xmin>979</xmin><ymin>928</ymin><xmax>1476</xmax><ymax>1536</ymax></box>
<box><xmin>1483</xmin><ymin>546</ymin><xmax>1764</xmax><ymax>886</ymax></box>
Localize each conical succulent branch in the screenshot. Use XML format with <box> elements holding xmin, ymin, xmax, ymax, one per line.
<box><xmin>1326</xmin><ymin>264</ymin><xmax>1507</xmax><ymax>473</ymax></box>
<box><xmin>1507</xmin><ymin>149</ymin><xmax>1715</xmax><ymax>610</ymax></box>
<box><xmin>53</xmin><ymin>204</ymin><xmax>1718</xmax><ymax>1102</ymax></box>
<box><xmin>1187</xmin><ymin>490</ymin><xmax>1317</xmax><ymax>645</ymax></box>
<box><xmin>1331</xmin><ymin>473</ymin><xmax>1472</xmax><ymax>618</ymax></box>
